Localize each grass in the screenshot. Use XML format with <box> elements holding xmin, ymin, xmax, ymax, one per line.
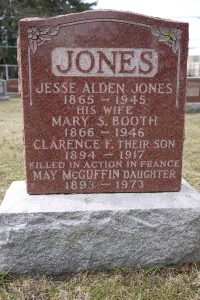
<box><xmin>183</xmin><ymin>113</ymin><xmax>200</xmax><ymax>191</ymax></box>
<box><xmin>0</xmin><ymin>98</ymin><xmax>24</xmax><ymax>200</ymax></box>
<box><xmin>0</xmin><ymin>265</ymin><xmax>200</xmax><ymax>299</ymax></box>
<box><xmin>0</xmin><ymin>99</ymin><xmax>200</xmax><ymax>299</ymax></box>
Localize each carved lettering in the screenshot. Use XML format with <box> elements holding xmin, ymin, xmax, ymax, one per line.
<box><xmin>52</xmin><ymin>48</ymin><xmax>158</xmax><ymax>77</ymax></box>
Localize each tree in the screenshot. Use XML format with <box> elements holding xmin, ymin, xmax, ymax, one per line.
<box><xmin>0</xmin><ymin>0</ymin><xmax>97</xmax><ymax>64</ymax></box>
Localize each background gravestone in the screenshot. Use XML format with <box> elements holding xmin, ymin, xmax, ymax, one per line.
<box><xmin>0</xmin><ymin>80</ymin><xmax>9</xmax><ymax>100</ymax></box>
<box><xmin>18</xmin><ymin>10</ymin><xmax>188</xmax><ymax>194</ymax></box>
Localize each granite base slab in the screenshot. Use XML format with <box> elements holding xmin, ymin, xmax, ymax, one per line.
<box><xmin>0</xmin><ymin>180</ymin><xmax>200</xmax><ymax>275</ymax></box>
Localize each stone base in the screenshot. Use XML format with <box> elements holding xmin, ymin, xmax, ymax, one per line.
<box><xmin>0</xmin><ymin>96</ymin><xmax>9</xmax><ymax>100</ymax></box>
<box><xmin>0</xmin><ymin>180</ymin><xmax>200</xmax><ymax>275</ymax></box>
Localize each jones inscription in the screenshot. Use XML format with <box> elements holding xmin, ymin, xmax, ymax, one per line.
<box><xmin>52</xmin><ymin>48</ymin><xmax>158</xmax><ymax>77</ymax></box>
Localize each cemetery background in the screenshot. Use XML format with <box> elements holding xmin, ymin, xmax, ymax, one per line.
<box><xmin>0</xmin><ymin>0</ymin><xmax>200</xmax><ymax>299</ymax></box>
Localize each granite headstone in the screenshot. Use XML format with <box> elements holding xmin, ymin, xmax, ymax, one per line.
<box><xmin>18</xmin><ymin>10</ymin><xmax>188</xmax><ymax>194</ymax></box>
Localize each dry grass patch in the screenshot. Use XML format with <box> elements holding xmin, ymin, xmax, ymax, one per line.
<box><xmin>1</xmin><ymin>265</ymin><xmax>200</xmax><ymax>299</ymax></box>
<box><xmin>0</xmin><ymin>98</ymin><xmax>24</xmax><ymax>200</ymax></box>
<box><xmin>183</xmin><ymin>113</ymin><xmax>200</xmax><ymax>191</ymax></box>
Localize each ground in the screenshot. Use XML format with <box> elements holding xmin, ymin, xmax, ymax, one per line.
<box><xmin>0</xmin><ymin>98</ymin><xmax>200</xmax><ymax>299</ymax></box>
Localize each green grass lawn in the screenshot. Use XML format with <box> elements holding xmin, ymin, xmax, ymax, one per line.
<box><xmin>0</xmin><ymin>99</ymin><xmax>200</xmax><ymax>299</ymax></box>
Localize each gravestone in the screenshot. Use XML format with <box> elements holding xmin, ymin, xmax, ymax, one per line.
<box><xmin>1</xmin><ymin>11</ymin><xmax>200</xmax><ymax>276</ymax></box>
<box><xmin>18</xmin><ymin>10</ymin><xmax>188</xmax><ymax>194</ymax></box>
<box><xmin>186</xmin><ymin>78</ymin><xmax>200</xmax><ymax>112</ymax></box>
<box><xmin>0</xmin><ymin>80</ymin><xmax>9</xmax><ymax>100</ymax></box>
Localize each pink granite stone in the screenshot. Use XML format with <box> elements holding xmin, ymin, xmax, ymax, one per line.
<box><xmin>18</xmin><ymin>10</ymin><xmax>189</xmax><ymax>194</ymax></box>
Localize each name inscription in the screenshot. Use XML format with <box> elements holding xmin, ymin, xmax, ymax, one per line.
<box><xmin>52</xmin><ymin>48</ymin><xmax>158</xmax><ymax>77</ymax></box>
